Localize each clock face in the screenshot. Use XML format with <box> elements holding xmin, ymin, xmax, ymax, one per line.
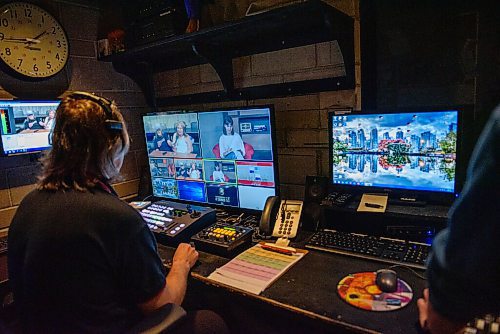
<box><xmin>0</xmin><ymin>2</ymin><xmax>69</xmax><ymax>78</ymax></box>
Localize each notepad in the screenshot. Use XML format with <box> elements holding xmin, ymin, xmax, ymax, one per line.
<box><xmin>207</xmin><ymin>243</ymin><xmax>307</xmax><ymax>295</ymax></box>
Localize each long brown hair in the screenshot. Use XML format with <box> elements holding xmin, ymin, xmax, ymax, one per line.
<box><xmin>38</xmin><ymin>93</ymin><xmax>130</xmax><ymax>191</ymax></box>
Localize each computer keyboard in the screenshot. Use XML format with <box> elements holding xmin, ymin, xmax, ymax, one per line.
<box><xmin>305</xmin><ymin>229</ymin><xmax>430</xmax><ymax>269</ymax></box>
<box><xmin>464</xmin><ymin>314</ymin><xmax>500</xmax><ymax>334</ymax></box>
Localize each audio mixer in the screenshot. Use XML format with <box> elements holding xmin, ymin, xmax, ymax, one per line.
<box><xmin>138</xmin><ymin>200</ymin><xmax>216</xmax><ymax>246</ymax></box>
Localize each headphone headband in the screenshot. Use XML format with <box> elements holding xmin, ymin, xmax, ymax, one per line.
<box><xmin>68</xmin><ymin>91</ymin><xmax>123</xmax><ymax>132</ymax></box>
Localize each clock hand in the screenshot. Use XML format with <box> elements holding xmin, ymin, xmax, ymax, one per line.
<box><xmin>25</xmin><ymin>46</ymin><xmax>41</xmax><ymax>51</ymax></box>
<box><xmin>31</xmin><ymin>30</ymin><xmax>47</xmax><ymax>40</ymax></box>
<box><xmin>3</xmin><ymin>37</ymin><xmax>41</xmax><ymax>44</ymax></box>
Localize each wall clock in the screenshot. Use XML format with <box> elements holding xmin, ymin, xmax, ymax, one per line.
<box><xmin>0</xmin><ymin>2</ymin><xmax>69</xmax><ymax>79</ymax></box>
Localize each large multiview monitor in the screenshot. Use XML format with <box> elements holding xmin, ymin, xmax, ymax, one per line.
<box><xmin>143</xmin><ymin>106</ymin><xmax>278</xmax><ymax>211</ymax></box>
<box><xmin>0</xmin><ymin>100</ymin><xmax>60</xmax><ymax>156</ymax></box>
<box><xmin>329</xmin><ymin>109</ymin><xmax>463</xmax><ymax>204</ymax></box>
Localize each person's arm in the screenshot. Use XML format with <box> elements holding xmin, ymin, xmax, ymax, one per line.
<box><xmin>186</xmin><ymin>135</ymin><xmax>193</xmax><ymax>153</ymax></box>
<box><xmin>138</xmin><ymin>243</ymin><xmax>198</xmax><ymax>313</ymax></box>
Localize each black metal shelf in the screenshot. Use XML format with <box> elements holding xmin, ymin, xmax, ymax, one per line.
<box><xmin>101</xmin><ymin>0</ymin><xmax>354</xmax><ymax>108</ymax></box>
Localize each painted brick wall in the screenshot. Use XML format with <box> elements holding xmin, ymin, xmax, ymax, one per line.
<box><xmin>0</xmin><ymin>1</ymin><xmax>151</xmax><ymax>232</ymax></box>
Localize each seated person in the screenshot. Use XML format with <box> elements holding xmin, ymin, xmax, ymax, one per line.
<box><xmin>177</xmin><ymin>162</ymin><xmax>189</xmax><ymax>178</ymax></box>
<box><xmin>152</xmin><ymin>128</ymin><xmax>171</xmax><ymax>152</ymax></box>
<box><xmin>40</xmin><ymin>109</ymin><xmax>56</xmax><ymax>130</ymax></box>
<box><xmin>168</xmin><ymin>121</ymin><xmax>193</xmax><ymax>154</ymax></box>
<box><xmin>7</xmin><ymin>92</ymin><xmax>228</xmax><ymax>333</ymax></box>
<box><xmin>219</xmin><ymin>115</ymin><xmax>245</xmax><ymax>159</ymax></box>
<box><xmin>188</xmin><ymin>162</ymin><xmax>201</xmax><ymax>179</ymax></box>
<box><xmin>417</xmin><ymin>105</ymin><xmax>500</xmax><ymax>333</ymax></box>
<box><xmin>212</xmin><ymin>162</ymin><xmax>226</xmax><ymax>182</ymax></box>
<box><xmin>23</xmin><ymin>112</ymin><xmax>43</xmax><ymax>130</ymax></box>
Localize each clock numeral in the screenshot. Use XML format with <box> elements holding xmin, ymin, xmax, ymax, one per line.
<box><xmin>51</xmin><ymin>26</ymin><xmax>56</xmax><ymax>34</ymax></box>
<box><xmin>17</xmin><ymin>59</ymin><xmax>22</xmax><ymax>67</ymax></box>
<box><xmin>33</xmin><ymin>64</ymin><xmax>38</xmax><ymax>72</ymax></box>
<box><xmin>10</xmin><ymin>10</ymin><xmax>18</xmax><ymax>19</ymax></box>
<box><xmin>5</xmin><ymin>48</ymin><xmax>11</xmax><ymax>56</ymax></box>
<box><xmin>24</xmin><ymin>8</ymin><xmax>32</xmax><ymax>18</ymax></box>
<box><xmin>55</xmin><ymin>53</ymin><xmax>60</xmax><ymax>60</ymax></box>
<box><xmin>56</xmin><ymin>40</ymin><xmax>61</xmax><ymax>48</ymax></box>
<box><xmin>1</xmin><ymin>18</ymin><xmax>8</xmax><ymax>27</ymax></box>
<box><xmin>0</xmin><ymin>33</ymin><xmax>4</xmax><ymax>41</ymax></box>
<box><xmin>41</xmin><ymin>15</ymin><xmax>44</xmax><ymax>24</ymax></box>
<box><xmin>46</xmin><ymin>61</ymin><xmax>52</xmax><ymax>69</ymax></box>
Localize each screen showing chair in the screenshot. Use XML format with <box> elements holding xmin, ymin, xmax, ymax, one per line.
<box><xmin>329</xmin><ymin>110</ymin><xmax>460</xmax><ymax>194</ymax></box>
<box><xmin>0</xmin><ymin>100</ymin><xmax>60</xmax><ymax>156</ymax></box>
<box><xmin>143</xmin><ymin>106</ymin><xmax>278</xmax><ymax>211</ymax></box>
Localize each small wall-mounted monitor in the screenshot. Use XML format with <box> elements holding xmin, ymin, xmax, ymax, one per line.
<box><xmin>329</xmin><ymin>108</ymin><xmax>464</xmax><ymax>204</ymax></box>
<box><xmin>0</xmin><ymin>100</ymin><xmax>60</xmax><ymax>156</ymax></box>
<box><xmin>142</xmin><ymin>105</ymin><xmax>279</xmax><ymax>212</ymax></box>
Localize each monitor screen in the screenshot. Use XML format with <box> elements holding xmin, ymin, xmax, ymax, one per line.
<box><xmin>329</xmin><ymin>109</ymin><xmax>460</xmax><ymax>198</ymax></box>
<box><xmin>0</xmin><ymin>100</ymin><xmax>60</xmax><ymax>156</ymax></box>
<box><xmin>143</xmin><ymin>106</ymin><xmax>278</xmax><ymax>211</ymax></box>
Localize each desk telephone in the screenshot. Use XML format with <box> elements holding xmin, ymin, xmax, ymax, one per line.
<box><xmin>259</xmin><ymin>196</ymin><xmax>303</xmax><ymax>238</ymax></box>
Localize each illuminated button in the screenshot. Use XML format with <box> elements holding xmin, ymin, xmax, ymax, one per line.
<box><xmin>180</xmin><ymin>224</ymin><xmax>186</xmax><ymax>227</ymax></box>
<box><xmin>175</xmin><ymin>227</ymin><xmax>181</xmax><ymax>231</ymax></box>
<box><xmin>170</xmin><ymin>230</ymin><xmax>176</xmax><ymax>234</ymax></box>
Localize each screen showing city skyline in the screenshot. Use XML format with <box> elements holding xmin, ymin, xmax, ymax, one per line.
<box><xmin>330</xmin><ymin>110</ymin><xmax>459</xmax><ymax>193</ymax></box>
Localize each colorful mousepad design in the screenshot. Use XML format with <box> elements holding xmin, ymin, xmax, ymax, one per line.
<box><xmin>337</xmin><ymin>272</ymin><xmax>413</xmax><ymax>311</ymax></box>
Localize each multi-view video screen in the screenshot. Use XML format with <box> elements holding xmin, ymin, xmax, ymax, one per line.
<box><xmin>330</xmin><ymin>110</ymin><xmax>459</xmax><ymax>194</ymax></box>
<box><xmin>143</xmin><ymin>106</ymin><xmax>277</xmax><ymax>211</ymax></box>
<box><xmin>0</xmin><ymin>100</ymin><xmax>60</xmax><ymax>156</ymax></box>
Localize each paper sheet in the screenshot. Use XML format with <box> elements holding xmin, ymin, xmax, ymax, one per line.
<box><xmin>357</xmin><ymin>193</ymin><xmax>388</xmax><ymax>212</ymax></box>
<box><xmin>207</xmin><ymin>244</ymin><xmax>306</xmax><ymax>295</ymax></box>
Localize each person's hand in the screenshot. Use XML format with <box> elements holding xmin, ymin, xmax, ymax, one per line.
<box><xmin>172</xmin><ymin>243</ymin><xmax>198</xmax><ymax>272</ymax></box>
<box><xmin>417</xmin><ymin>288</ymin><xmax>466</xmax><ymax>334</ymax></box>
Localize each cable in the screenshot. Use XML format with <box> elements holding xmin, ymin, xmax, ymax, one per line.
<box><xmin>389</xmin><ymin>264</ymin><xmax>427</xmax><ymax>280</ymax></box>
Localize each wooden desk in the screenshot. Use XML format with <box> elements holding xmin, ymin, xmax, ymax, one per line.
<box><xmin>149</xmin><ymin>150</ymin><xmax>197</xmax><ymax>159</ymax></box>
<box><xmin>157</xmin><ymin>233</ymin><xmax>426</xmax><ymax>334</ymax></box>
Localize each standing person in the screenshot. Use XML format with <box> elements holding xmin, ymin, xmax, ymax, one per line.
<box><xmin>417</xmin><ymin>105</ymin><xmax>500</xmax><ymax>333</ymax></box>
<box><xmin>168</xmin><ymin>121</ymin><xmax>193</xmax><ymax>154</ymax></box>
<box><xmin>219</xmin><ymin>115</ymin><xmax>245</xmax><ymax>160</ymax></box>
<box><xmin>7</xmin><ymin>92</ymin><xmax>227</xmax><ymax>333</ymax></box>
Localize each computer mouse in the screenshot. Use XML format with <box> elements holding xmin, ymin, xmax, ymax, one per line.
<box><xmin>375</xmin><ymin>269</ymin><xmax>398</xmax><ymax>293</ymax></box>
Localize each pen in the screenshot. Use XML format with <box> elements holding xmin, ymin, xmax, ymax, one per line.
<box><xmin>260</xmin><ymin>244</ymin><xmax>295</xmax><ymax>255</ymax></box>
<box><xmin>365</xmin><ymin>203</ymin><xmax>384</xmax><ymax>209</ymax></box>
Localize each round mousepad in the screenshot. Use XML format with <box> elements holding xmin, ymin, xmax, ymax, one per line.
<box><xmin>337</xmin><ymin>272</ymin><xmax>413</xmax><ymax>311</ymax></box>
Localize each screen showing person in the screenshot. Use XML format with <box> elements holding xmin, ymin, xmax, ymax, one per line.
<box><xmin>206</xmin><ymin>184</ymin><xmax>239</xmax><ymax>207</ymax></box>
<box><xmin>177</xmin><ymin>180</ymin><xmax>206</xmax><ymax>202</ymax></box>
<box><xmin>175</xmin><ymin>159</ymin><xmax>202</xmax><ymax>180</ymax></box>
<box><xmin>198</xmin><ymin>109</ymin><xmax>274</xmax><ymax>161</ymax></box>
<box><xmin>149</xmin><ymin>158</ymin><xmax>175</xmax><ymax>178</ymax></box>
<box><xmin>143</xmin><ymin>112</ymin><xmax>199</xmax><ymax>157</ymax></box>
<box><xmin>330</xmin><ymin>110</ymin><xmax>459</xmax><ymax>194</ymax></box>
<box><xmin>204</xmin><ymin>160</ymin><xmax>236</xmax><ymax>183</ymax></box>
<box><xmin>236</xmin><ymin>161</ymin><xmax>275</xmax><ymax>187</ymax></box>
<box><xmin>0</xmin><ymin>100</ymin><xmax>60</xmax><ymax>155</ymax></box>
<box><xmin>152</xmin><ymin>178</ymin><xmax>178</xmax><ymax>199</ymax></box>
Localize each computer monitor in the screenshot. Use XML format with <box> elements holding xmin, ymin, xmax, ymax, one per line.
<box><xmin>0</xmin><ymin>100</ymin><xmax>60</xmax><ymax>156</ymax></box>
<box><xmin>329</xmin><ymin>108</ymin><xmax>463</xmax><ymax>204</ymax></box>
<box><xmin>143</xmin><ymin>105</ymin><xmax>278</xmax><ymax>211</ymax></box>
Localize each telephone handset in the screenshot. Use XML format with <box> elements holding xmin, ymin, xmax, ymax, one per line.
<box><xmin>259</xmin><ymin>196</ymin><xmax>303</xmax><ymax>238</ymax></box>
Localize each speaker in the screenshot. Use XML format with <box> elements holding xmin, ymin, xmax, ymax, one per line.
<box><xmin>304</xmin><ymin>175</ymin><xmax>328</xmax><ymax>203</ymax></box>
<box><xmin>302</xmin><ymin>175</ymin><xmax>329</xmax><ymax>231</ymax></box>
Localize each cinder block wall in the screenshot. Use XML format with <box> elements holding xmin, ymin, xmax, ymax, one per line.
<box><xmin>0</xmin><ymin>0</ymin><xmax>360</xmax><ymax>232</ymax></box>
<box><xmin>0</xmin><ymin>1</ymin><xmax>152</xmax><ymax>233</ymax></box>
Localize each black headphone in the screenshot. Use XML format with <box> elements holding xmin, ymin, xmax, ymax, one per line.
<box><xmin>67</xmin><ymin>91</ymin><xmax>123</xmax><ymax>132</ymax></box>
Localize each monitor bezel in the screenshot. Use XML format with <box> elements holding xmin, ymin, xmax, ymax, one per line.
<box><xmin>328</xmin><ymin>105</ymin><xmax>471</xmax><ymax>205</ymax></box>
<box><xmin>142</xmin><ymin>104</ymin><xmax>280</xmax><ymax>214</ymax></box>
<box><xmin>0</xmin><ymin>98</ymin><xmax>61</xmax><ymax>157</ymax></box>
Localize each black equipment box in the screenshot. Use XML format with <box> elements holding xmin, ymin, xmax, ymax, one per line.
<box><xmin>191</xmin><ymin>223</ymin><xmax>254</xmax><ymax>256</ymax></box>
<box><xmin>124</xmin><ymin>0</ymin><xmax>187</xmax><ymax>48</ymax></box>
<box><xmin>139</xmin><ymin>200</ymin><xmax>216</xmax><ymax>246</ymax></box>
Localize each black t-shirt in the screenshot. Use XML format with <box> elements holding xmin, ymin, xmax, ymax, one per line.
<box><xmin>8</xmin><ymin>187</ymin><xmax>166</xmax><ymax>333</ymax></box>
